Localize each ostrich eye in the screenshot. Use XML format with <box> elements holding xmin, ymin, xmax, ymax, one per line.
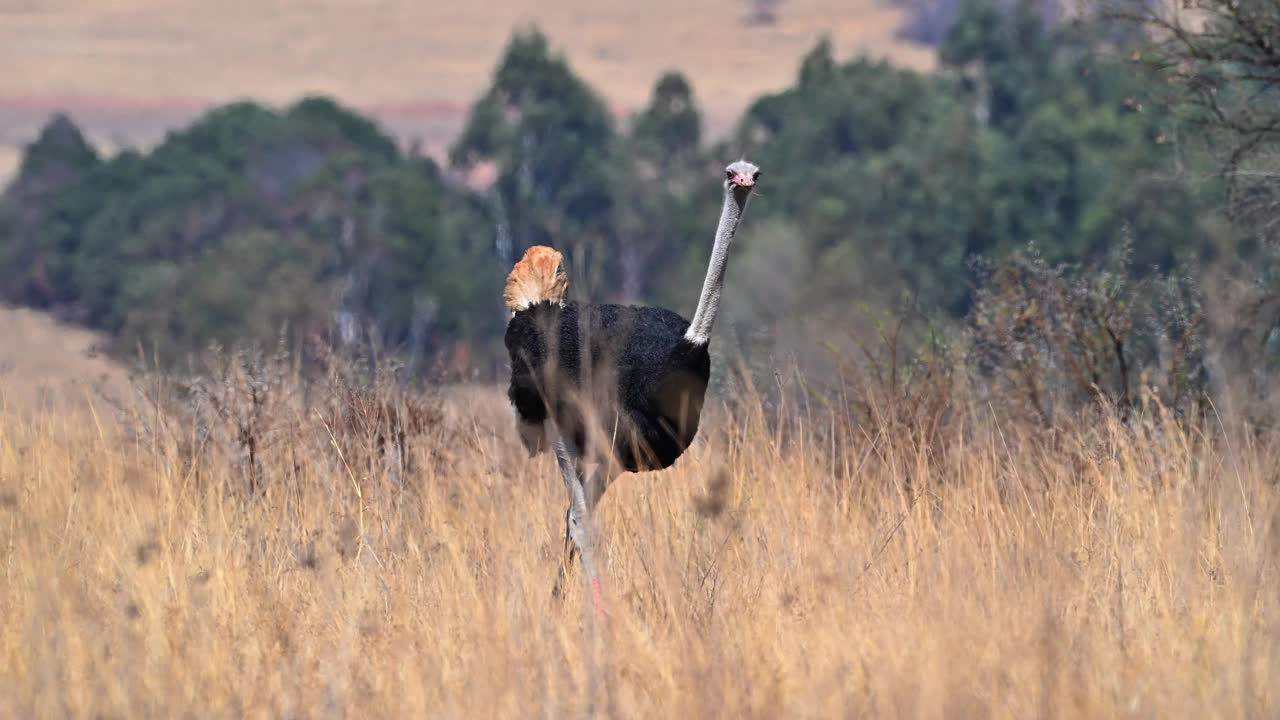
<box><xmin>726</xmin><ymin>169</ymin><xmax>735</xmax><ymax>180</ymax></box>
<box><xmin>752</xmin><ymin>170</ymin><xmax>761</xmax><ymax>181</ymax></box>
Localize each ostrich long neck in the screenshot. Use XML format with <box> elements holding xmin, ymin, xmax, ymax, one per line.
<box><xmin>685</xmin><ymin>187</ymin><xmax>747</xmax><ymax>345</ymax></box>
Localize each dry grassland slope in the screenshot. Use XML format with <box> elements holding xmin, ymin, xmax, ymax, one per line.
<box><xmin>0</xmin><ymin>0</ymin><xmax>934</xmax><ymax>166</ymax></box>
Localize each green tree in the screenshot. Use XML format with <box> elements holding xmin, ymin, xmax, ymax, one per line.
<box><xmin>450</xmin><ymin>28</ymin><xmax>622</xmax><ymax>298</ymax></box>
<box><xmin>613</xmin><ymin>72</ymin><xmax>712</xmax><ymax>303</ymax></box>
<box><xmin>630</xmin><ymin>72</ymin><xmax>702</xmax><ymax>167</ymax></box>
<box><xmin>1116</xmin><ymin>0</ymin><xmax>1280</xmax><ymax>240</ymax></box>
<box><xmin>0</xmin><ymin>114</ymin><xmax>101</xmax><ymax>307</ymax></box>
<box><xmin>730</xmin><ymin>8</ymin><xmax>1215</xmax><ymax>318</ymax></box>
<box><xmin>1</xmin><ymin>97</ymin><xmax>503</xmax><ymax>367</ymax></box>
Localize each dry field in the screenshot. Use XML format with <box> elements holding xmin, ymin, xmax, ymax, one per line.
<box><xmin>0</xmin><ymin>0</ymin><xmax>933</xmax><ymax>181</ymax></box>
<box><xmin>1</xmin><ymin>350</ymin><xmax>1277</xmax><ymax>718</ymax></box>
<box><xmin>0</xmin><ymin>147</ymin><xmax>19</xmax><ymax>185</ymax></box>
<box><xmin>0</xmin><ymin>306</ymin><xmax>131</xmax><ymax>416</ymax></box>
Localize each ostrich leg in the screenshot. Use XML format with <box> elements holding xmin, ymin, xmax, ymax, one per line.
<box><xmin>551</xmin><ymin>504</ymin><xmax>578</xmax><ymax>602</ymax></box>
<box><xmin>552</xmin><ymin>437</ymin><xmax>607</xmax><ymax>620</ymax></box>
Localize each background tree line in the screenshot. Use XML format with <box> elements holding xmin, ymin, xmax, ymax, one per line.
<box><xmin>0</xmin><ymin>0</ymin><xmax>1270</xmax><ymax>412</ymax></box>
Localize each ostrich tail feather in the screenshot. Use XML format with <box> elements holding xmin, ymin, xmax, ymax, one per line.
<box><xmin>504</xmin><ymin>246</ymin><xmax>569</xmax><ymax>313</ymax></box>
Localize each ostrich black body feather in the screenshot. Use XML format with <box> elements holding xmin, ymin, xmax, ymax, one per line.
<box><xmin>504</xmin><ymin>300</ymin><xmax>711</xmax><ymax>472</ymax></box>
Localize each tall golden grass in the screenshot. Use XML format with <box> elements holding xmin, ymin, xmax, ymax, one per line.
<box><xmin>0</xmin><ymin>356</ymin><xmax>1277</xmax><ymax>719</ymax></box>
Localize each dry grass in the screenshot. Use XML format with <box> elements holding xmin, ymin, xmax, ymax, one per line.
<box><xmin>0</xmin><ymin>306</ymin><xmax>131</xmax><ymax>417</ymax></box>
<box><xmin>1</xmin><ymin>362</ymin><xmax>1278</xmax><ymax>718</ymax></box>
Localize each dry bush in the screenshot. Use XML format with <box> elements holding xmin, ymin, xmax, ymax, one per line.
<box><xmin>2</xmin><ymin>341</ymin><xmax>1278</xmax><ymax>718</ymax></box>
<box><xmin>835</xmin><ymin>300</ymin><xmax>959</xmax><ymax>450</ymax></box>
<box><xmin>105</xmin><ymin>339</ymin><xmax>456</xmax><ymax>500</ymax></box>
<box><xmin>967</xmin><ymin>240</ymin><xmax>1207</xmax><ymax>429</ymax></box>
<box><xmin>1196</xmin><ymin>244</ymin><xmax>1280</xmax><ymax>429</ymax></box>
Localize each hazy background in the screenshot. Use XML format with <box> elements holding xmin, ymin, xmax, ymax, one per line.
<box><xmin>0</xmin><ymin>0</ymin><xmax>1269</xmax><ymax>420</ymax></box>
<box><xmin>0</xmin><ymin>0</ymin><xmax>933</xmax><ymax>183</ymax></box>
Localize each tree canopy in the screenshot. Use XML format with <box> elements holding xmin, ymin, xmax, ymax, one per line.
<box><xmin>0</xmin><ymin>6</ymin><xmax>1249</xmax><ymax>379</ymax></box>
<box><xmin>0</xmin><ymin>97</ymin><xmax>500</xmax><ymax>369</ymax></box>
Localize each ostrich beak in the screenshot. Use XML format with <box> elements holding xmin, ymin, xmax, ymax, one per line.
<box><xmin>731</xmin><ymin>174</ymin><xmax>755</xmax><ymax>188</ymax></box>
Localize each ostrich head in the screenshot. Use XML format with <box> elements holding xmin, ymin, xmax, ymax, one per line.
<box><xmin>724</xmin><ymin>160</ymin><xmax>760</xmax><ymax>204</ymax></box>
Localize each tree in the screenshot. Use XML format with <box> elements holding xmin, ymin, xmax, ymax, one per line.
<box><xmin>450</xmin><ymin>28</ymin><xmax>622</xmax><ymax>299</ymax></box>
<box><xmin>1108</xmin><ymin>0</ymin><xmax>1280</xmax><ymax>416</ymax></box>
<box><xmin>940</xmin><ymin>0</ymin><xmax>1056</xmax><ymax>133</ymax></box>
<box><xmin>630</xmin><ymin>72</ymin><xmax>702</xmax><ymax>168</ymax></box>
<box><xmin>611</xmin><ymin>72</ymin><xmax>710</xmax><ymax>302</ymax></box>
<box><xmin>727</xmin><ymin>8</ymin><xmax>1215</xmax><ymax>324</ymax></box>
<box><xmin>1116</xmin><ymin>0</ymin><xmax>1280</xmax><ymax>240</ymax></box>
<box><xmin>0</xmin><ymin>16</ymin><xmax>1233</xmax><ymax>385</ymax></box>
<box><xmin>0</xmin><ymin>114</ymin><xmax>100</xmax><ymax>307</ymax></box>
<box><xmin>0</xmin><ymin>98</ymin><xmax>503</xmax><ymax>367</ymax></box>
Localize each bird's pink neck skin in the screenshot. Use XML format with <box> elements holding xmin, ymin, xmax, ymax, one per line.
<box><xmin>685</xmin><ymin>162</ymin><xmax>757</xmax><ymax>345</ymax></box>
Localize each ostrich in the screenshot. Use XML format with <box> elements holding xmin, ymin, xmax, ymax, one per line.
<box><xmin>503</xmin><ymin>159</ymin><xmax>759</xmax><ymax>612</ymax></box>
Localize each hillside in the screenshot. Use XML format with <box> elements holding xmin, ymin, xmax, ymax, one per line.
<box><xmin>0</xmin><ymin>148</ymin><xmax>17</xmax><ymax>184</ymax></box>
<box><xmin>0</xmin><ymin>306</ymin><xmax>130</xmax><ymax>415</ymax></box>
<box><xmin>0</xmin><ymin>0</ymin><xmax>933</xmax><ymax>180</ymax></box>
